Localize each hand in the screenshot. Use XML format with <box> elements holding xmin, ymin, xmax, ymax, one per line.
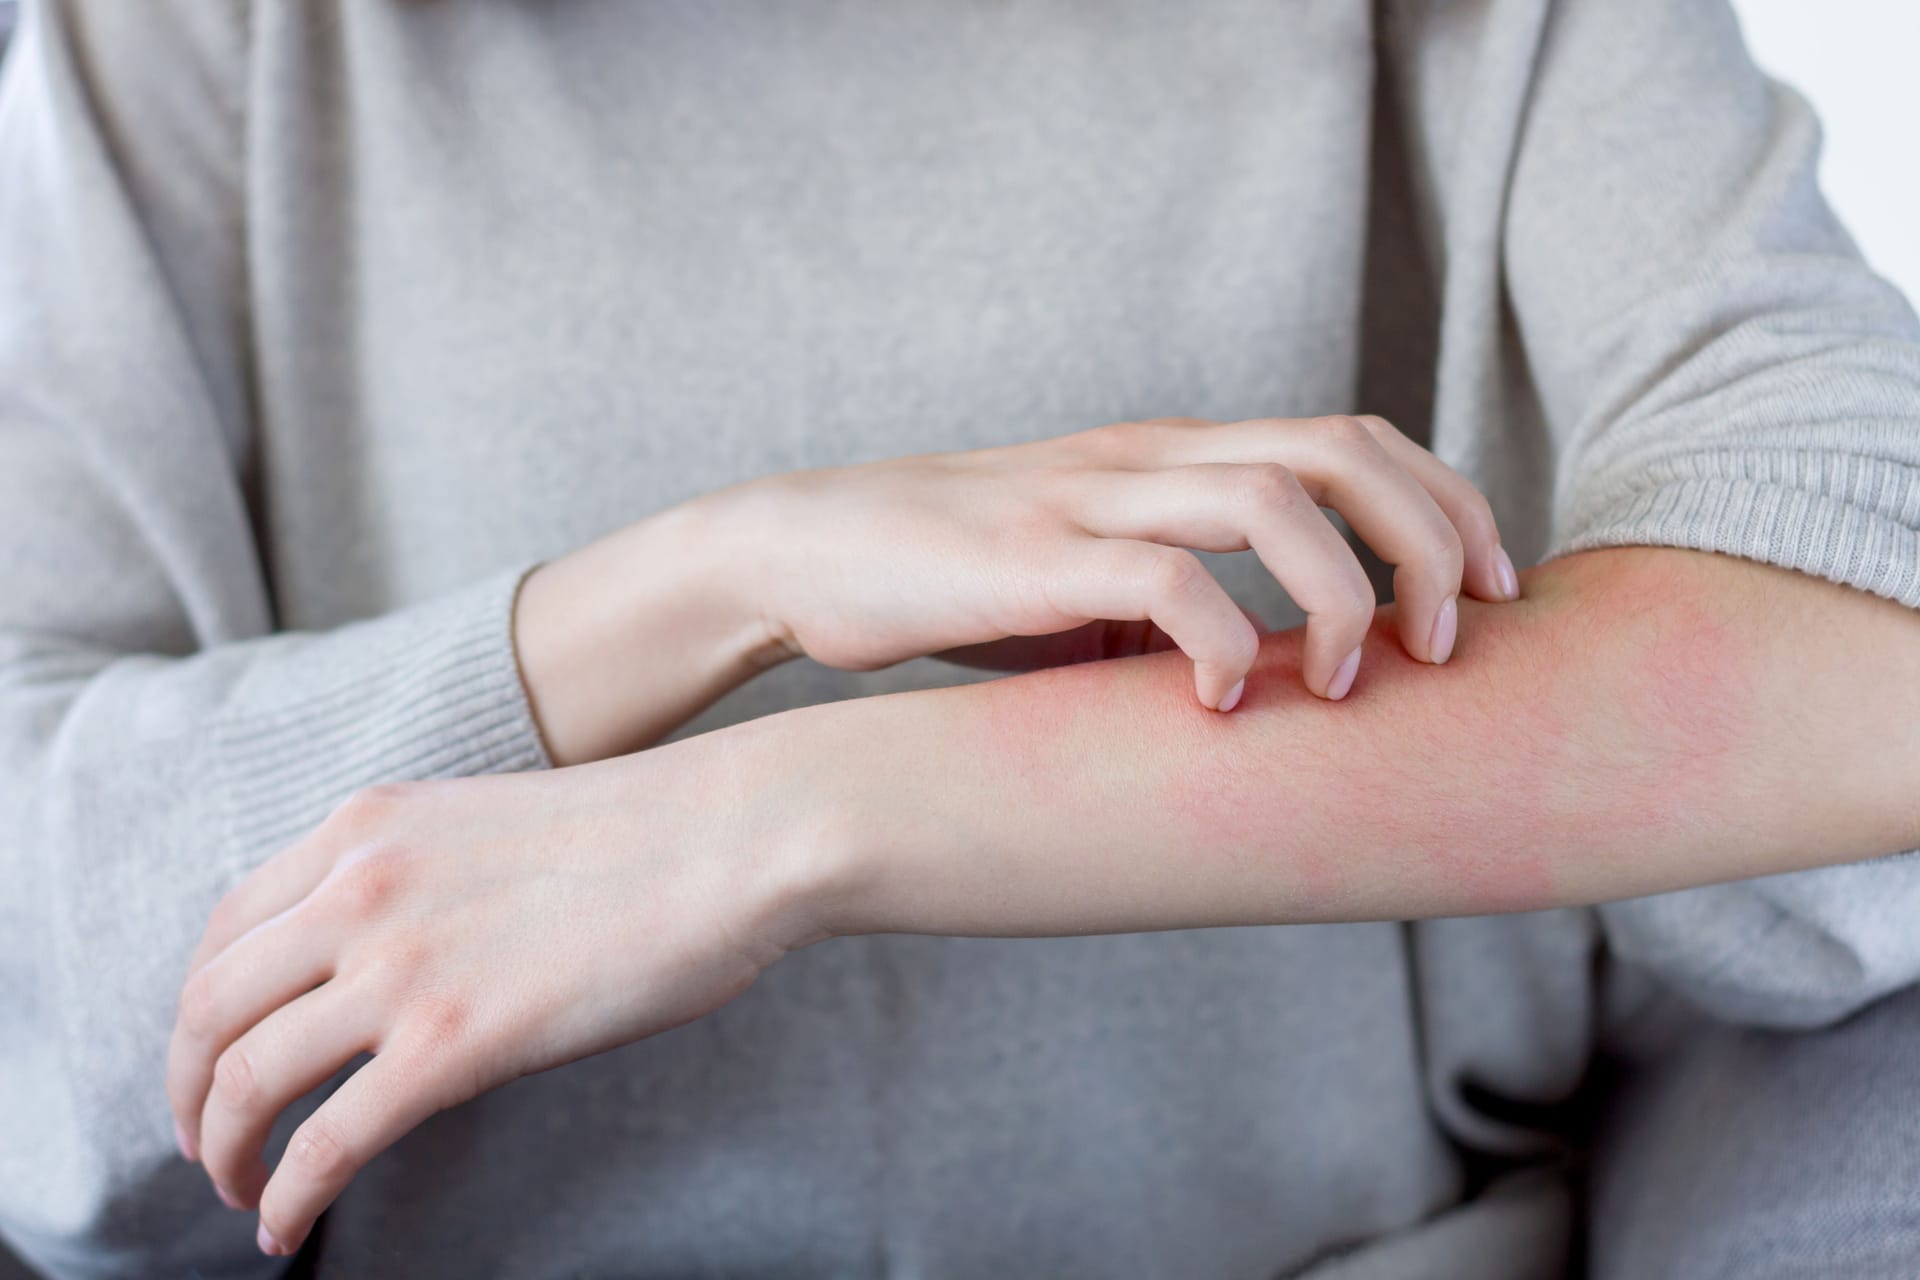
<box><xmin>512</xmin><ymin>412</ymin><xmax>1518</xmax><ymax>766</ymax></box>
<box><xmin>164</xmin><ymin>736</ymin><xmax>828</xmax><ymax>1257</ymax></box>
<box><xmin>719</xmin><ymin>414</ymin><xmax>1520</xmax><ymax>709</ymax></box>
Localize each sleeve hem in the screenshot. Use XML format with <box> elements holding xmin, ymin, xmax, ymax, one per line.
<box><xmin>211</xmin><ymin>566</ymin><xmax>554</xmax><ymax>860</ymax></box>
<box><xmin>1549</xmin><ymin>465</ymin><xmax>1920</xmax><ymax>609</ymax></box>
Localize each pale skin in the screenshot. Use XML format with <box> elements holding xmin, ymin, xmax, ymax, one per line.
<box><xmin>510</xmin><ymin>413</ymin><xmax>1521</xmax><ymax>762</ymax></box>
<box><xmin>164</xmin><ymin>416</ymin><xmax>1920</xmax><ymax>1257</ymax></box>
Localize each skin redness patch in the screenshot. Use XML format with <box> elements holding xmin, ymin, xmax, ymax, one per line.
<box><xmin>1580</xmin><ymin>592</ymin><xmax>1757</xmax><ymax>858</ymax></box>
<box><xmin>977</xmin><ymin>660</ymin><xmax>1105</xmax><ymax>792</ymax></box>
<box><xmin>1149</xmin><ymin>634</ymin><xmax>1351</xmax><ymax>915</ymax></box>
<box><xmin>1158</xmin><ymin>608</ymin><xmax>1576</xmax><ymax>920</ymax></box>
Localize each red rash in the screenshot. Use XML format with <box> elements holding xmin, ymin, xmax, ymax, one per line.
<box><xmin>1581</xmin><ymin>590</ymin><xmax>1755</xmax><ymax>853</ymax></box>
<box><xmin>1147</xmin><ymin>588</ymin><xmax>1753</xmax><ymax>919</ymax></box>
<box><xmin>1133</xmin><ymin>612</ymin><xmax>1570</xmax><ymax>918</ymax></box>
<box><xmin>977</xmin><ymin>563</ymin><xmax>1757</xmax><ymax>923</ymax></box>
<box><xmin>1152</xmin><ymin>638</ymin><xmax>1351</xmax><ymax>914</ymax></box>
<box><xmin>977</xmin><ymin>658</ymin><xmax>1105</xmax><ymax>792</ymax></box>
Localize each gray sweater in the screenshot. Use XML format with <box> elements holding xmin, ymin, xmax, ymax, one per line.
<box><xmin>2</xmin><ymin>1</ymin><xmax>1918</xmax><ymax>1277</ymax></box>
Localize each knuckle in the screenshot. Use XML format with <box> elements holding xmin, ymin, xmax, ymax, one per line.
<box><xmin>286</xmin><ymin>1117</ymin><xmax>352</xmax><ymax>1185</ymax></box>
<box><xmin>1316</xmin><ymin>417</ymin><xmax>1393</xmax><ymax>475</ymax></box>
<box><xmin>404</xmin><ymin>991</ymin><xmax>474</xmax><ymax>1057</ymax></box>
<box><xmin>1144</xmin><ymin>549</ymin><xmax>1208</xmax><ymax>603</ymax></box>
<box><xmin>1069</xmin><ymin>421</ymin><xmax>1123</xmax><ymax>453</ymax></box>
<box><xmin>1236</xmin><ymin>463</ymin><xmax>1304</xmax><ymax>513</ymax></box>
<box><xmin>1085</xmin><ymin>419</ymin><xmax>1159</xmax><ymax>458</ymax></box>
<box><xmin>1333</xmin><ymin>573</ymin><xmax>1378</xmax><ymax>621</ymax></box>
<box><xmin>1353</xmin><ymin>413</ymin><xmax>1401</xmax><ymax>442</ymax></box>
<box><xmin>1458</xmin><ymin>491</ymin><xmax>1501</xmax><ymax>548</ymax></box>
<box><xmin>1420</xmin><ymin>522</ymin><xmax>1467</xmax><ymax>573</ymax></box>
<box><xmin>177</xmin><ymin>970</ymin><xmax>223</xmax><ymax>1041</ymax></box>
<box><xmin>328</xmin><ymin>845</ymin><xmax>413</xmax><ymax>918</ymax></box>
<box><xmin>1314</xmin><ymin>414</ymin><xmax>1375</xmax><ymax>455</ymax></box>
<box><xmin>331</xmin><ymin>782</ymin><xmax>412</xmax><ymax>833</ymax></box>
<box><xmin>203</xmin><ymin>891</ymin><xmax>245</xmax><ymax>940</ymax></box>
<box><xmin>212</xmin><ymin>1043</ymin><xmax>260</xmax><ymax>1111</ymax></box>
<box><xmin>1224</xmin><ymin>622</ymin><xmax>1262</xmax><ymax>669</ymax></box>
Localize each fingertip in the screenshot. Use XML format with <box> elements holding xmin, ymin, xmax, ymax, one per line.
<box><xmin>1323</xmin><ymin>647</ymin><xmax>1361</xmax><ymax>701</ymax></box>
<box><xmin>257</xmin><ymin>1220</ymin><xmax>288</xmax><ymax>1257</ymax></box>
<box><xmin>174</xmin><ymin>1118</ymin><xmax>197</xmax><ymax>1164</ymax></box>
<box><xmin>1217</xmin><ymin>679</ymin><xmax>1245</xmax><ymax>713</ymax></box>
<box><xmin>1428</xmin><ymin>596</ymin><xmax>1457</xmax><ymax>665</ymax></box>
<box><xmin>1491</xmin><ymin>545</ymin><xmax>1520</xmax><ymax>601</ymax></box>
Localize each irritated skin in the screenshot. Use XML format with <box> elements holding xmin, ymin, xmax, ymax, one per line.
<box><xmin>780</xmin><ymin>546</ymin><xmax>1920</xmax><ymax>938</ymax></box>
<box><xmin>168</xmin><ymin>545</ymin><xmax>1920</xmax><ymax>1255</ymax></box>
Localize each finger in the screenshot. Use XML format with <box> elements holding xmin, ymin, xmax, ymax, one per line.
<box><xmin>1066</xmin><ymin>416</ymin><xmax>1214</xmax><ymax>463</ymax></box>
<box><xmin>1351</xmin><ymin>414</ymin><xmax>1518</xmax><ymax>603</ymax></box>
<box><xmin>186</xmin><ymin>803</ymin><xmax>365</xmax><ymax>978</ymax></box>
<box><xmin>1123</xmin><ymin>416</ymin><xmax>1466</xmax><ymax>664</ymax></box>
<box><xmin>169</xmin><ymin>900</ymin><xmax>338</xmax><ymax>1163</ymax></box>
<box><xmin>1038</xmin><ymin>541</ymin><xmax>1261</xmax><ymax>710</ymax></box>
<box><xmin>1111</xmin><ymin>413</ymin><xmax>1516</xmax><ymax>604</ymax></box>
<box><xmin>197</xmin><ymin>981</ymin><xmax>375</xmax><ymax>1211</ymax></box>
<box><xmin>255</xmin><ymin>1036</ymin><xmax>458</xmax><ymax>1258</ymax></box>
<box><xmin>1069</xmin><ymin>468</ymin><xmax>1374</xmax><ymax>699</ymax></box>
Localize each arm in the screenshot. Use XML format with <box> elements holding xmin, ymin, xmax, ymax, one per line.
<box><xmin>0</xmin><ymin>8</ymin><xmax>560</xmax><ymax>1275</ymax></box>
<box><xmin>167</xmin><ymin>541</ymin><xmax>1919</xmax><ymax>1257</ymax></box>
<box><xmin>1479</xmin><ymin>0</ymin><xmax>1920</xmax><ymax>1028</ymax></box>
<box><xmin>780</xmin><ymin>545</ymin><xmax>1920</xmax><ymax>938</ymax></box>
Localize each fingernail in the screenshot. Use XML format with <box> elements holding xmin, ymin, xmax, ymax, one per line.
<box><xmin>215</xmin><ymin>1183</ymin><xmax>243</xmax><ymax>1211</ymax></box>
<box><xmin>1217</xmin><ymin>679</ymin><xmax>1245</xmax><ymax>713</ymax></box>
<box><xmin>257</xmin><ymin>1222</ymin><xmax>285</xmax><ymax>1256</ymax></box>
<box><xmin>1429</xmin><ymin>596</ymin><xmax>1458</xmax><ymax>665</ymax></box>
<box><xmin>174</xmin><ymin>1119</ymin><xmax>196</xmax><ymax>1163</ymax></box>
<box><xmin>1325</xmin><ymin>647</ymin><xmax>1361</xmax><ymax>701</ymax></box>
<box><xmin>1493</xmin><ymin>546</ymin><xmax>1519</xmax><ymax>601</ymax></box>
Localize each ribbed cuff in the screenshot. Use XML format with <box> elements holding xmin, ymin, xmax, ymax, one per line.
<box><xmin>212</xmin><ymin>566</ymin><xmax>553</xmax><ymax>860</ymax></box>
<box><xmin>1552</xmin><ymin>457</ymin><xmax>1920</xmax><ymax>608</ymax></box>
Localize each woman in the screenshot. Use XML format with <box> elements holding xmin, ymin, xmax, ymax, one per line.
<box><xmin>2</xmin><ymin>0</ymin><xmax>1918</xmax><ymax>1275</ymax></box>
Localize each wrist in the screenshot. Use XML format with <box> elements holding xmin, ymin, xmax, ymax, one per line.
<box><xmin>689</xmin><ymin>704</ymin><xmax>878</xmax><ymax>953</ymax></box>
<box><xmin>675</xmin><ymin>481</ymin><xmax>806</xmax><ymax>676</ymax></box>
<box><xmin>512</xmin><ymin>496</ymin><xmax>795</xmax><ymax>765</ymax></box>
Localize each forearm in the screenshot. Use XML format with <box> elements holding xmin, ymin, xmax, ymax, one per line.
<box><xmin>761</xmin><ymin>547</ymin><xmax>1920</xmax><ymax>939</ymax></box>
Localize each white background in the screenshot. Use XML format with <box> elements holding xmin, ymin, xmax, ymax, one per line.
<box><xmin>1730</xmin><ymin>0</ymin><xmax>1920</xmax><ymax>309</ymax></box>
